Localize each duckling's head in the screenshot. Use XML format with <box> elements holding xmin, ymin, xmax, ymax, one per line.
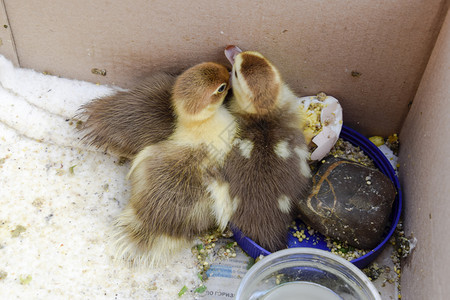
<box><xmin>172</xmin><ymin>62</ymin><xmax>230</xmax><ymax>122</ymax></box>
<box><xmin>225</xmin><ymin>46</ymin><xmax>282</xmax><ymax>115</ymax></box>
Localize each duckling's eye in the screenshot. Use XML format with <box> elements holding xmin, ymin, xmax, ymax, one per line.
<box><xmin>216</xmin><ymin>83</ymin><xmax>227</xmax><ymax>94</ymax></box>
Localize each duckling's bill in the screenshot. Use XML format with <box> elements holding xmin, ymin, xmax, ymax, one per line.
<box><xmin>224</xmin><ymin>45</ymin><xmax>243</xmax><ymax>66</ymax></box>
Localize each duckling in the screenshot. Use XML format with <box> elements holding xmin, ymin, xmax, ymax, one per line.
<box><xmin>112</xmin><ymin>62</ymin><xmax>237</xmax><ymax>266</ymax></box>
<box><xmin>222</xmin><ymin>46</ymin><xmax>311</xmax><ymax>252</ymax></box>
<box><xmin>77</xmin><ymin>72</ymin><xmax>177</xmax><ymax>158</ymax></box>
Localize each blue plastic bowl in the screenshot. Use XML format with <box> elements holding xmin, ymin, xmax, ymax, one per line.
<box><xmin>231</xmin><ymin>125</ymin><xmax>403</xmax><ymax>269</ymax></box>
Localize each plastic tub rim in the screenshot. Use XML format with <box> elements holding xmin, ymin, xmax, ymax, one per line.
<box><xmin>235</xmin><ymin>247</ymin><xmax>381</xmax><ymax>300</ymax></box>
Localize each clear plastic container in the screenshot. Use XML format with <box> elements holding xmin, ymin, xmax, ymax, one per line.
<box><xmin>236</xmin><ymin>248</ymin><xmax>381</xmax><ymax>300</ymax></box>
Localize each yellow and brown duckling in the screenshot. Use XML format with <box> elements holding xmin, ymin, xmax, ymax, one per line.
<box><xmin>77</xmin><ymin>72</ymin><xmax>177</xmax><ymax>158</ymax></box>
<box><xmin>222</xmin><ymin>46</ymin><xmax>311</xmax><ymax>252</ymax></box>
<box><xmin>112</xmin><ymin>62</ymin><xmax>237</xmax><ymax>266</ymax></box>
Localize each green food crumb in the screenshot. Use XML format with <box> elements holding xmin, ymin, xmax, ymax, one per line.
<box><xmin>91</xmin><ymin>68</ymin><xmax>107</xmax><ymax>76</ymax></box>
<box><xmin>0</xmin><ymin>270</ymin><xmax>7</xmax><ymax>280</ymax></box>
<box><xmin>197</xmin><ymin>271</ymin><xmax>208</xmax><ymax>282</ymax></box>
<box><xmin>247</xmin><ymin>257</ymin><xmax>255</xmax><ymax>270</ymax></box>
<box><xmin>76</xmin><ymin>120</ymin><xmax>83</xmax><ymax>129</ymax></box>
<box><xmin>225</xmin><ymin>242</ymin><xmax>235</xmax><ymax>249</ymax></box>
<box><xmin>19</xmin><ymin>274</ymin><xmax>32</xmax><ymax>285</ymax></box>
<box><xmin>196</xmin><ymin>244</ymin><xmax>204</xmax><ymax>251</ymax></box>
<box><xmin>117</xmin><ymin>156</ymin><xmax>128</xmax><ymax>166</ymax></box>
<box><xmin>11</xmin><ymin>225</ymin><xmax>26</xmax><ymax>238</ymax></box>
<box><xmin>178</xmin><ymin>285</ymin><xmax>188</xmax><ymax>297</ymax></box>
<box><xmin>351</xmin><ymin>71</ymin><xmax>362</xmax><ymax>77</ymax></box>
<box><xmin>194</xmin><ymin>285</ymin><xmax>207</xmax><ymax>293</ymax></box>
<box><xmin>69</xmin><ymin>165</ymin><xmax>77</xmax><ymax>175</ymax></box>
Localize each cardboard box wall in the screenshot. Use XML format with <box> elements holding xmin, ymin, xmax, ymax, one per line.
<box><xmin>1</xmin><ymin>1</ymin><xmax>449</xmax><ymax>298</ymax></box>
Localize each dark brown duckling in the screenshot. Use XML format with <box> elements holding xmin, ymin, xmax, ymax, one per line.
<box><xmin>222</xmin><ymin>47</ymin><xmax>312</xmax><ymax>252</ymax></box>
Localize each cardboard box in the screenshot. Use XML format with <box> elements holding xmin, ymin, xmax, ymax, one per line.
<box><xmin>1</xmin><ymin>1</ymin><xmax>449</xmax><ymax>298</ymax></box>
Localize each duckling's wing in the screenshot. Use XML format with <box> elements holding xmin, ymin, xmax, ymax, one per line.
<box><xmin>76</xmin><ymin>72</ymin><xmax>177</xmax><ymax>157</ymax></box>
<box><xmin>128</xmin><ymin>143</ymin><xmax>215</xmax><ymax>238</ymax></box>
<box><xmin>113</xmin><ymin>143</ymin><xmax>215</xmax><ymax>266</ymax></box>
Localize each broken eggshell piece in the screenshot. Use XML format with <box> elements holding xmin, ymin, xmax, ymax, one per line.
<box><xmin>298</xmin><ymin>95</ymin><xmax>343</xmax><ymax>160</ymax></box>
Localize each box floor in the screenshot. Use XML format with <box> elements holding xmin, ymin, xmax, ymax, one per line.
<box><xmin>0</xmin><ymin>55</ymin><xmax>399</xmax><ymax>299</ymax></box>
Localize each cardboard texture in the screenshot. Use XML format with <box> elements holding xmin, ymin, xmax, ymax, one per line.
<box><xmin>1</xmin><ymin>0</ymin><xmax>449</xmax><ymax>298</ymax></box>
<box><xmin>399</xmin><ymin>8</ymin><xmax>450</xmax><ymax>299</ymax></box>
<box><xmin>1</xmin><ymin>0</ymin><xmax>448</xmax><ymax>136</ymax></box>
<box><xmin>0</xmin><ymin>0</ymin><xmax>18</xmax><ymax>66</ymax></box>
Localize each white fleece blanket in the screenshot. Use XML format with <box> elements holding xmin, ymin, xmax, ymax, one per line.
<box><xmin>0</xmin><ymin>56</ymin><xmax>201</xmax><ymax>299</ymax></box>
